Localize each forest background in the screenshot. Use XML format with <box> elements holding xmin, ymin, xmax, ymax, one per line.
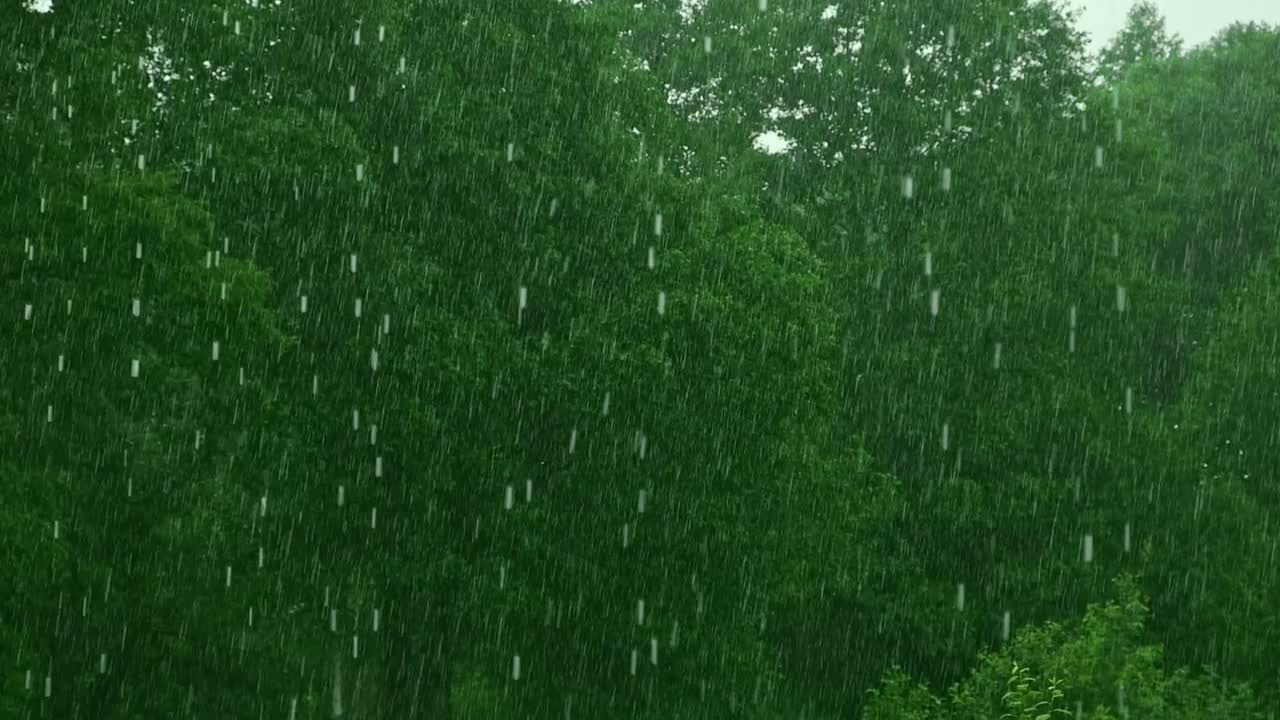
<box><xmin>3</xmin><ymin>0</ymin><xmax>1280</xmax><ymax>718</ymax></box>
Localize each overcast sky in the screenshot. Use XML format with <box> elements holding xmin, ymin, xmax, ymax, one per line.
<box><xmin>1066</xmin><ymin>0</ymin><xmax>1280</xmax><ymax>52</ymax></box>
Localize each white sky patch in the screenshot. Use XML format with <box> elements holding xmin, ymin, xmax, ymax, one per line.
<box><xmin>753</xmin><ymin>130</ymin><xmax>794</xmax><ymax>155</ymax></box>
<box><xmin>1068</xmin><ymin>0</ymin><xmax>1280</xmax><ymax>52</ymax></box>
<box><xmin>821</xmin><ymin>5</ymin><xmax>838</xmax><ymax>21</ymax></box>
<box><xmin>680</xmin><ymin>0</ymin><xmax>708</xmax><ymax>23</ymax></box>
<box><xmin>26</xmin><ymin>0</ymin><xmax>53</xmax><ymax>12</ymax></box>
<box><xmin>668</xmin><ymin>78</ymin><xmax>723</xmax><ymax>122</ymax></box>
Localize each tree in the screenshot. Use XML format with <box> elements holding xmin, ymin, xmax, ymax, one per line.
<box><xmin>865</xmin><ymin>576</ymin><xmax>1267</xmax><ymax>719</ymax></box>
<box><xmin>1097</xmin><ymin>1</ymin><xmax>1183</xmax><ymax>84</ymax></box>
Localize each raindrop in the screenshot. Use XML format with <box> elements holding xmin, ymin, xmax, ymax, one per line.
<box><xmin>392</xmin><ymin>145</ymin><xmax>400</xmax><ymax>164</ymax></box>
<box><xmin>941</xmin><ymin>423</ymin><xmax>950</xmax><ymax>451</ymax></box>
<box><xmin>353</xmin><ymin>409</ymin><xmax>360</xmax><ymax>431</ymax></box>
<box><xmin>929</xmin><ymin>288</ymin><xmax>940</xmax><ymax>317</ymax></box>
<box><xmin>98</xmin><ymin>654</ymin><xmax>107</xmax><ymax>674</ymax></box>
<box><xmin>704</xmin><ymin>36</ymin><xmax>713</xmax><ymax>53</ymax></box>
<box><xmin>23</xmin><ymin>304</ymin><xmax>32</xmax><ymax>321</ymax></box>
<box><xmin>637</xmin><ymin>598</ymin><xmax>645</xmax><ymax>625</ymax></box>
<box><xmin>353</xmin><ymin>28</ymin><xmax>361</xmax><ymax>46</ymax></box>
<box><xmin>638</xmin><ymin>490</ymin><xmax>647</xmax><ymax>514</ymax></box>
<box><xmin>370</xmin><ymin>348</ymin><xmax>379</xmax><ymax>372</ymax></box>
<box><xmin>623</xmin><ymin>523</ymin><xmax>631</xmax><ymax>548</ymax></box>
<box><xmin>398</xmin><ymin>56</ymin><xmax>406</xmax><ymax>73</ymax></box>
<box><xmin>630</xmin><ymin>649</ymin><xmax>639</xmax><ymax>675</ymax></box>
<box><xmin>946</xmin><ymin>24</ymin><xmax>956</xmax><ymax>50</ymax></box>
<box><xmin>225</xmin><ymin>566</ymin><xmax>232</xmax><ymax>588</ymax></box>
<box><xmin>757</xmin><ymin>0</ymin><xmax>767</xmax><ymax>10</ymax></box>
<box><xmin>1069</xmin><ymin>304</ymin><xmax>1078</xmax><ymax>352</ymax></box>
<box><xmin>941</xmin><ymin>167</ymin><xmax>952</xmax><ymax>192</ymax></box>
<box><xmin>924</xmin><ymin>251</ymin><xmax>933</xmax><ymax>277</ymax></box>
<box><xmin>352</xmin><ymin>635</ymin><xmax>359</xmax><ymax>659</ymax></box>
<box><xmin>374</xmin><ymin>456</ymin><xmax>383</xmax><ymax>477</ymax></box>
<box><xmin>657</xmin><ymin>291</ymin><xmax>666</xmax><ymax>316</ymax></box>
<box><xmin>650</xmin><ymin>637</ymin><xmax>659</xmax><ymax>665</ymax></box>
<box><xmin>1125</xmin><ymin>387</ymin><xmax>1133</xmax><ymax>414</ymax></box>
<box><xmin>505</xmin><ymin>485</ymin><xmax>514</xmax><ymax>510</ymax></box>
<box><xmin>258</xmin><ymin>546</ymin><xmax>264</xmax><ymax>568</ymax></box>
<box><xmin>57</xmin><ymin>355</ymin><xmax>64</xmax><ymax>372</ymax></box>
<box><xmin>370</xmin><ymin>508</ymin><xmax>377</xmax><ymax>528</ymax></box>
<box><xmin>569</xmin><ymin>428</ymin><xmax>578</xmax><ymax>453</ymax></box>
<box><xmin>350</xmin><ymin>253</ymin><xmax>358</xmax><ymax>273</ymax></box>
<box><xmin>337</xmin><ymin>485</ymin><xmax>345</xmax><ymax>507</ymax></box>
<box><xmin>130</xmin><ymin>359</ymin><xmax>140</xmax><ymax>378</ymax></box>
<box><xmin>1001</xmin><ymin>611</ymin><xmax>1011</xmax><ymax>641</ymax></box>
<box><xmin>378</xmin><ymin>25</ymin><xmax>385</xmax><ymax>42</ymax></box>
<box><xmin>1083</xmin><ymin>534</ymin><xmax>1094</xmax><ymax>562</ymax></box>
<box><xmin>131</xmin><ymin>298</ymin><xmax>141</xmax><ymax>317</ymax></box>
<box><xmin>1124</xmin><ymin>522</ymin><xmax>1132</xmax><ymax>553</ymax></box>
<box><xmin>355</xmin><ymin>298</ymin><xmax>362</xmax><ymax>317</ymax></box>
<box><xmin>955</xmin><ymin>583</ymin><xmax>965</xmax><ymax>611</ymax></box>
<box><xmin>602</xmin><ymin>392</ymin><xmax>611</xmax><ymax>416</ymax></box>
<box><xmin>52</xmin><ymin>521</ymin><xmax>59</xmax><ymax>539</ymax></box>
<box><xmin>372</xmin><ymin>609</ymin><xmax>380</xmax><ymax>632</ymax></box>
<box><xmin>512</xmin><ymin>655</ymin><xmax>522</xmax><ymax>681</ymax></box>
<box><xmin>647</xmin><ymin>246</ymin><xmax>656</xmax><ymax>269</ymax></box>
<box><xmin>506</xmin><ymin>143</ymin><xmax>515</xmax><ymax>162</ymax></box>
<box><xmin>653</xmin><ymin>213</ymin><xmax>663</xmax><ymax>236</ymax></box>
<box><xmin>525</xmin><ymin>479</ymin><xmax>532</xmax><ymax>502</ymax></box>
<box><xmin>1116</xmin><ymin>285</ymin><xmax>1127</xmax><ymax>312</ymax></box>
<box><xmin>355</xmin><ymin>163</ymin><xmax>364</xmax><ymax>182</ymax></box>
<box><xmin>300</xmin><ymin>295</ymin><xmax>308</xmax><ymax>313</ymax></box>
<box><xmin>137</xmin><ymin>154</ymin><xmax>145</xmax><ymax>171</ymax></box>
<box><xmin>901</xmin><ymin>175</ymin><xmax>914</xmax><ymax>199</ymax></box>
<box><xmin>1094</xmin><ymin>146</ymin><xmax>1104</xmax><ymax>169</ymax></box>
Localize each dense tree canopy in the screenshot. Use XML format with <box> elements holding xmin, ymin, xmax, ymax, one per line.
<box><xmin>3</xmin><ymin>0</ymin><xmax>1279</xmax><ymax>718</ymax></box>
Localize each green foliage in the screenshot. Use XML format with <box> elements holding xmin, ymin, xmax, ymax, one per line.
<box><xmin>1096</xmin><ymin>1</ymin><xmax>1183</xmax><ymax>84</ymax></box>
<box><xmin>4</xmin><ymin>0</ymin><xmax>1280</xmax><ymax>717</ymax></box>
<box><xmin>867</xmin><ymin>577</ymin><xmax>1267</xmax><ymax>719</ymax></box>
